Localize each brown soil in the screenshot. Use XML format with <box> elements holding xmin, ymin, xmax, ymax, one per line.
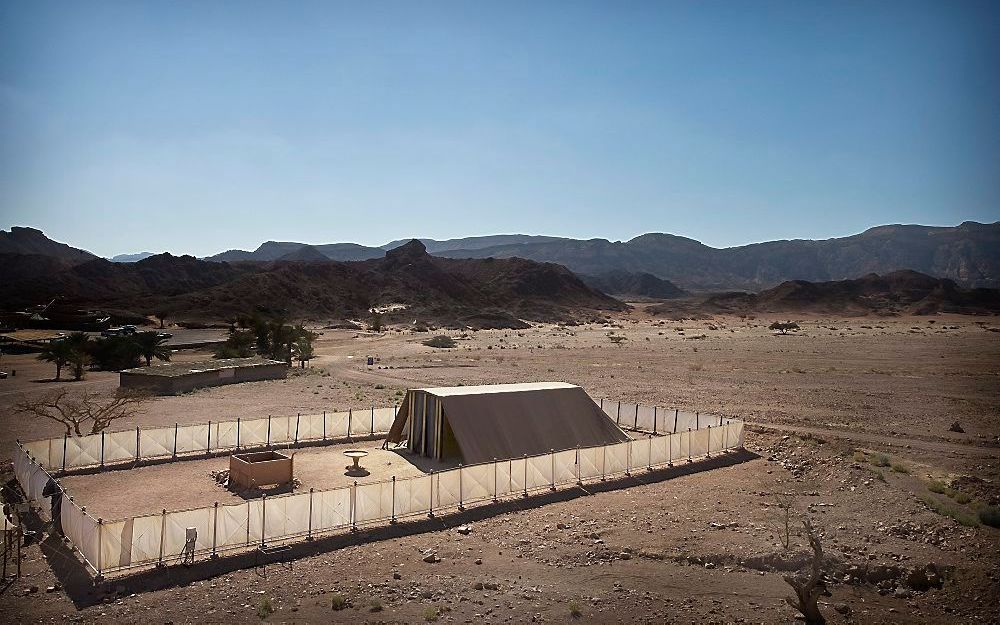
<box><xmin>2</xmin><ymin>310</ymin><xmax>998</xmax><ymax>624</ymax></box>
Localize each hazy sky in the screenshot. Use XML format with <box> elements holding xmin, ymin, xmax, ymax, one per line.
<box><xmin>1</xmin><ymin>1</ymin><xmax>998</xmax><ymax>258</ymax></box>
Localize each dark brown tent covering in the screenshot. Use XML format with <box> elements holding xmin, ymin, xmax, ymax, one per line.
<box><xmin>385</xmin><ymin>382</ymin><xmax>630</xmax><ymax>464</ymax></box>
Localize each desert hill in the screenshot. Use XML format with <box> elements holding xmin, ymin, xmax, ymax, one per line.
<box><xmin>0</xmin><ymin>226</ymin><xmax>96</xmax><ymax>263</ymax></box>
<box><xmin>1</xmin><ymin>240</ymin><xmax>623</xmax><ymax>328</ymax></box>
<box><xmin>580</xmin><ymin>270</ymin><xmax>687</xmax><ymax>299</ymax></box>
<box><xmin>685</xmin><ymin>270</ymin><xmax>1000</xmax><ymax>316</ymax></box>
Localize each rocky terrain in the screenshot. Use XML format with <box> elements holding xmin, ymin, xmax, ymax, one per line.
<box><xmin>0</xmin><ymin>239</ymin><xmax>624</xmax><ymax>328</ymax></box>
<box><xmin>0</xmin><ymin>312</ymin><xmax>997</xmax><ymax>624</ymax></box>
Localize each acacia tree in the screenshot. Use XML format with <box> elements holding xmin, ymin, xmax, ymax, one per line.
<box><xmin>783</xmin><ymin>519</ymin><xmax>827</xmax><ymax>625</ymax></box>
<box><xmin>15</xmin><ymin>389</ymin><xmax>149</xmax><ymax>436</ymax></box>
<box><xmin>769</xmin><ymin>321</ymin><xmax>800</xmax><ymax>335</ymax></box>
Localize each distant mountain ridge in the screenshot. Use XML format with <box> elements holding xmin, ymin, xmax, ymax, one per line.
<box><xmin>111</xmin><ymin>252</ymin><xmax>156</xmax><ymax>263</ymax></box>
<box><xmin>1</xmin><ymin>240</ymin><xmax>623</xmax><ymax>328</ymax></box>
<box><xmin>0</xmin><ymin>226</ymin><xmax>96</xmax><ymax>262</ymax></box>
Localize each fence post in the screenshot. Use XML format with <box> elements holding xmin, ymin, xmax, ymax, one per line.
<box><xmin>136</xmin><ymin>426</ymin><xmax>141</xmax><ymax>463</ymax></box>
<box><xmin>61</xmin><ymin>434</ymin><xmax>68</xmax><ymax>473</ymax></box>
<box><xmin>158</xmin><ymin>508</ymin><xmax>166</xmax><ymax>566</ymax></box>
<box><xmin>172</xmin><ymin>423</ymin><xmax>178</xmax><ymax>458</ymax></box>
<box><xmin>390</xmin><ymin>478</ymin><xmax>396</xmax><ymax>524</ymax></box>
<box><xmin>211</xmin><ymin>502</ymin><xmax>218</xmax><ymax>558</ymax></box>
<box><xmin>601</xmin><ymin>445</ymin><xmax>606</xmax><ymax>481</ymax></box>
<box><xmin>294</xmin><ymin>413</ymin><xmax>300</xmax><ymax>445</ymax></box>
<box><xmin>616</xmin><ymin>402</ymin><xmax>621</xmax><ymax>425</ymax></box>
<box><xmin>348</xmin><ymin>409</ymin><xmax>353</xmax><ymax>440</ymax></box>
<box><xmin>370</xmin><ymin>406</ymin><xmax>375</xmax><ymax>436</ymax></box>
<box><xmin>706</xmin><ymin>425</ymin><xmax>711</xmax><ymax>458</ymax></box>
<box><xmin>648</xmin><ymin>435</ymin><xmax>653</xmax><ymax>471</ymax></box>
<box><xmin>236</xmin><ymin>418</ymin><xmax>241</xmax><ymax>450</ymax></box>
<box><xmin>458</xmin><ymin>465</ymin><xmax>465</xmax><ymax>510</ymax></box>
<box><xmin>696</xmin><ymin>412</ymin><xmax>700</xmax><ymax>430</ymax></box>
<box><xmin>428</xmin><ymin>470</ymin><xmax>435</xmax><ymax>518</ymax></box>
<box><xmin>350</xmin><ymin>481</ymin><xmax>357</xmax><ymax>531</ymax></box>
<box><xmin>307</xmin><ymin>488</ymin><xmax>314</xmax><ymax>539</ymax></box>
<box><xmin>245</xmin><ymin>501</ymin><xmax>250</xmax><ymax>546</ymax></box>
<box><xmin>266</xmin><ymin>415</ymin><xmax>271</xmax><ymax>448</ymax></box>
<box><xmin>522</xmin><ymin>455</ymin><xmax>528</xmax><ymax>497</ymax></box>
<box><xmin>653</xmin><ymin>407</ymin><xmax>657</xmax><ymax>434</ymax></box>
<box><xmin>626</xmin><ymin>440</ymin><xmax>631</xmax><ymax>476</ymax></box>
<box><xmin>550</xmin><ymin>450</ymin><xmax>556</xmax><ymax>491</ymax></box>
<box><xmin>260</xmin><ymin>494</ymin><xmax>267</xmax><ymax>546</ymax></box>
<box><xmin>96</xmin><ymin>518</ymin><xmax>103</xmax><ymax>579</ymax></box>
<box><xmin>100</xmin><ymin>431</ymin><xmax>105</xmax><ymax>467</ymax></box>
<box><xmin>575</xmin><ymin>447</ymin><xmax>581</xmax><ymax>486</ymax></box>
<box><xmin>634</xmin><ymin>404</ymin><xmax>639</xmax><ymax>430</ymax></box>
<box><xmin>493</xmin><ymin>459</ymin><xmax>498</xmax><ymax>503</ymax></box>
<box><xmin>723</xmin><ymin>422</ymin><xmax>728</xmax><ymax>452</ymax></box>
<box><xmin>673</xmin><ymin>409</ymin><xmax>679</xmax><ymax>433</ymax></box>
<box><xmin>322</xmin><ymin>411</ymin><xmax>327</xmax><ymax>440</ymax></box>
<box><xmin>687</xmin><ymin>428</ymin><xmax>692</xmax><ymax>463</ymax></box>
<box><xmin>207</xmin><ymin>420</ymin><xmax>212</xmax><ymax>454</ymax></box>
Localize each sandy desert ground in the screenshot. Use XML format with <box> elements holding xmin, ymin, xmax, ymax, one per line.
<box><xmin>1</xmin><ymin>307</ymin><xmax>998</xmax><ymax>624</ymax></box>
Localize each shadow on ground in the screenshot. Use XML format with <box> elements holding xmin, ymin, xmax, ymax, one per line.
<box><xmin>42</xmin><ymin>448</ymin><xmax>759</xmax><ymax>608</ymax></box>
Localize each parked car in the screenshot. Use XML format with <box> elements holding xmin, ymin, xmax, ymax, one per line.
<box><xmin>157</xmin><ymin>332</ymin><xmax>173</xmax><ymax>339</ymax></box>
<box><xmin>101</xmin><ymin>325</ymin><xmax>138</xmax><ymax>337</ymax></box>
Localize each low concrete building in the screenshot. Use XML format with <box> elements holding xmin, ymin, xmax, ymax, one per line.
<box><xmin>120</xmin><ymin>357</ymin><xmax>287</xmax><ymax>395</ymax></box>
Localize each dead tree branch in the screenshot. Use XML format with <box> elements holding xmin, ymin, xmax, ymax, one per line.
<box><xmin>15</xmin><ymin>389</ymin><xmax>149</xmax><ymax>437</ymax></box>
<box><xmin>783</xmin><ymin>518</ymin><xmax>826</xmax><ymax>625</ymax></box>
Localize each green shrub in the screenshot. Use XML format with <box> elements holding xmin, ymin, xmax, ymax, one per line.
<box><xmin>953</xmin><ymin>491</ymin><xmax>972</xmax><ymax>505</ymax></box>
<box><xmin>369</xmin><ymin>599</ymin><xmax>383</xmax><ymax>612</ymax></box>
<box><xmin>331</xmin><ymin>594</ymin><xmax>348</xmax><ymax>610</ymax></box>
<box><xmin>928</xmin><ymin>480</ymin><xmax>947</xmax><ymax>494</ymax></box>
<box><xmin>852</xmin><ymin>451</ymin><xmax>866</xmax><ymax>463</ymax></box>
<box><xmin>979</xmin><ymin>505</ymin><xmax>1000</xmax><ymax>528</ymax></box>
<box><xmin>890</xmin><ymin>462</ymin><xmax>910</xmax><ymax>474</ymax></box>
<box><xmin>920</xmin><ymin>495</ymin><xmax>978</xmax><ymax>527</ymax></box>
<box><xmin>569</xmin><ymin>601</ymin><xmax>583</xmax><ymax>618</ymax></box>
<box><xmin>257</xmin><ymin>597</ymin><xmax>274</xmax><ymax>619</ymax></box>
<box><xmin>423</xmin><ymin>335</ymin><xmax>457</xmax><ymax>349</ymax></box>
<box><xmin>423</xmin><ymin>606</ymin><xmax>440</xmax><ymax>621</ymax></box>
<box><xmin>870</xmin><ymin>453</ymin><xmax>890</xmax><ymax>467</ymax></box>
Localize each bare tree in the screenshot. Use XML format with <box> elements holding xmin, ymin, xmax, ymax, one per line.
<box><xmin>783</xmin><ymin>518</ymin><xmax>826</xmax><ymax>625</ymax></box>
<box><xmin>14</xmin><ymin>389</ymin><xmax>149</xmax><ymax>436</ymax></box>
<box><xmin>769</xmin><ymin>493</ymin><xmax>795</xmax><ymax>550</ymax></box>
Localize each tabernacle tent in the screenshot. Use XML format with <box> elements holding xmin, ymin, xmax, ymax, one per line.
<box><xmin>384</xmin><ymin>382</ymin><xmax>630</xmax><ymax>464</ymax></box>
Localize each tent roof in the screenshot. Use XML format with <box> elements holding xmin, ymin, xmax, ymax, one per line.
<box><xmin>418</xmin><ymin>381</ymin><xmax>577</xmax><ymax>397</ymax></box>
<box><xmin>386</xmin><ymin>382</ymin><xmax>630</xmax><ymax>463</ymax></box>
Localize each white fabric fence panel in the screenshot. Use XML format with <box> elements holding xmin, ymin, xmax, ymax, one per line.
<box><xmin>355</xmin><ymin>481</ymin><xmax>393</xmax><ymax>525</ymax></box>
<box><xmin>460</xmin><ymin>463</ymin><xmax>494</xmax><ymax>504</ymax></box>
<box><xmin>127</xmin><ymin>513</ymin><xmax>163</xmax><ymax>565</ymax></box>
<box><xmin>240</xmin><ymin>418</ymin><xmax>269</xmax><ymax>447</ymax></box>
<box><xmin>650</xmin><ymin>435</ymin><xmax>669</xmax><ymax>466</ymax></box>
<box><xmin>630</xmin><ymin>437</ymin><xmax>651</xmax><ymax>470</ymax></box>
<box><xmin>162</xmin><ymin>507</ymin><xmax>214</xmax><ymax>561</ymax></box>
<box><xmin>213</xmin><ymin>421</ymin><xmax>239</xmax><ymax>450</ymax></box>
<box><xmin>393</xmin><ymin>475</ymin><xmax>432</xmax><ymax>519</ymax></box>
<box><xmin>636</xmin><ymin>405</ymin><xmax>657</xmax><ymax>432</ymax></box>
<box><xmin>65</xmin><ymin>434</ymin><xmax>103</xmax><ymax>468</ymax></box>
<box><xmin>553</xmin><ymin>450</ymin><xmax>578</xmax><ymax>486</ymax></box>
<box><xmin>297</xmin><ymin>414</ymin><xmax>325</xmax><ymax>441</ymax></box>
<box><xmin>104</xmin><ymin>430</ymin><xmax>138</xmax><ymax>464</ymax></box>
<box><xmin>349</xmin><ymin>409</ymin><xmax>375</xmax><ymax>437</ymax></box>
<box><xmin>175</xmin><ymin>424</ymin><xmax>210</xmax><ymax>455</ymax></box>
<box><xmin>325</xmin><ymin>412</ymin><xmax>350</xmax><ymax>439</ymax></box>
<box><xmin>578</xmin><ymin>446</ymin><xmax>602</xmax><ymax>481</ymax></box>
<box><xmin>436</xmin><ymin>470</ymin><xmax>462</xmax><ymax>509</ymax></box>
<box><xmin>690</xmin><ymin>428</ymin><xmax>710</xmax><ymax>458</ymax></box>
<box><xmin>374</xmin><ymin>407</ymin><xmax>396</xmax><ymax>433</ymax></box>
<box><xmin>265</xmin><ymin>492</ymin><xmax>311</xmax><ymax>539</ymax></box>
<box><xmin>99</xmin><ymin>520</ymin><xmax>129</xmax><ymax>571</ymax></box>
<box><xmin>139</xmin><ymin>428</ymin><xmax>174</xmax><ymax>459</ymax></box>
<box><xmin>710</xmin><ymin>425</ymin><xmax>725</xmax><ymax>453</ymax></box>
<box><xmin>268</xmin><ymin>416</ymin><xmax>294</xmax><ymax>445</ymax></box>
<box><xmin>23</xmin><ymin>440</ymin><xmax>51</xmax><ymax>468</ymax></box>
<box><xmin>605</xmin><ymin>441</ymin><xmax>630</xmax><ymax>476</ymax></box>
<box><xmin>216</xmin><ymin>502</ymin><xmax>251</xmax><ymax>550</ymax></box>
<box><xmin>525</xmin><ymin>454</ymin><xmax>552</xmax><ymax>492</ymax></box>
<box><xmin>311</xmin><ymin>488</ymin><xmax>351</xmax><ymax>534</ymax></box>
<box><xmin>495</xmin><ymin>459</ymin><xmax>516</xmax><ymax>498</ymax></box>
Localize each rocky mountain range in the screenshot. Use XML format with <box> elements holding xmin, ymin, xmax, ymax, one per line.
<box><xmin>168</xmin><ymin>222</ymin><xmax>1000</xmax><ymax>290</ymax></box>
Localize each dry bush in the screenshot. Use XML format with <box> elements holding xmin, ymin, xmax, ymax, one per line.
<box><xmin>783</xmin><ymin>519</ymin><xmax>826</xmax><ymax>624</ymax></box>
<box><xmin>14</xmin><ymin>388</ymin><xmax>149</xmax><ymax>436</ymax></box>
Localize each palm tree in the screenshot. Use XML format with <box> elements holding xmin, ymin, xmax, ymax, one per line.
<box><xmin>133</xmin><ymin>331</ymin><xmax>172</xmax><ymax>366</ymax></box>
<box><xmin>63</xmin><ymin>332</ymin><xmax>93</xmax><ymax>380</ymax></box>
<box><xmin>37</xmin><ymin>339</ymin><xmax>75</xmax><ymax>380</ymax></box>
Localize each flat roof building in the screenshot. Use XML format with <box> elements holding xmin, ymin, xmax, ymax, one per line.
<box><xmin>120</xmin><ymin>357</ymin><xmax>287</xmax><ymax>395</ymax></box>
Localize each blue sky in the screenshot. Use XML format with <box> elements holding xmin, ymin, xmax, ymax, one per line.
<box><xmin>1</xmin><ymin>1</ymin><xmax>997</xmax><ymax>258</ymax></box>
